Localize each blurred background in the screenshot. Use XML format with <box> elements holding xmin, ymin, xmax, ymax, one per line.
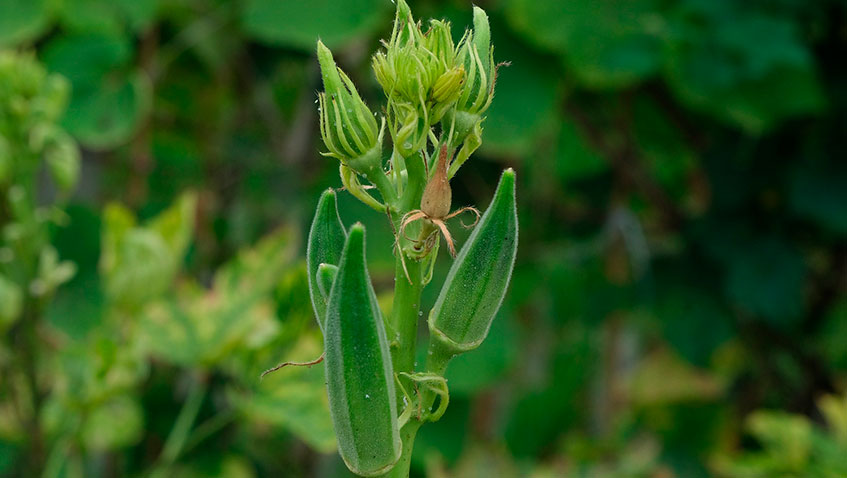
<box><xmin>1</xmin><ymin>0</ymin><xmax>846</xmax><ymax>476</ymax></box>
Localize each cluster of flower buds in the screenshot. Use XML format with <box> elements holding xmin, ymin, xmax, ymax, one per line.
<box><xmin>371</xmin><ymin>1</ymin><xmax>468</xmax><ymax>157</ymax></box>
<box><xmin>443</xmin><ymin>7</ymin><xmax>497</xmax><ymax>177</ymax></box>
<box><xmin>317</xmin><ymin>41</ymin><xmax>384</xmax><ymax>177</ymax></box>
<box><xmin>316</xmin><ymin>0</ymin><xmax>498</xmax><ymax>204</ymax></box>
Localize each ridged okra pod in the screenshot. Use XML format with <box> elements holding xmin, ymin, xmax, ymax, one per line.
<box><xmin>306</xmin><ymin>189</ymin><xmax>346</xmax><ymax>331</ymax></box>
<box><xmin>324</xmin><ymin>224</ymin><xmax>401</xmax><ymax>476</ymax></box>
<box><xmin>429</xmin><ymin>169</ymin><xmax>518</xmax><ymax>352</ymax></box>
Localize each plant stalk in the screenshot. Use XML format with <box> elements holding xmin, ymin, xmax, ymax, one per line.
<box><xmin>390</xmin><ymin>256</ymin><xmax>422</xmax><ymax>395</ymax></box>
<box><xmin>149</xmin><ymin>373</ymin><xmax>208</xmax><ymax>478</ymax></box>
<box><xmin>380</xmin><ymin>341</ymin><xmax>452</xmax><ymax>478</ymax></box>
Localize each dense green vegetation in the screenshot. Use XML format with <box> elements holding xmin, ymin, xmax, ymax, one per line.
<box><xmin>0</xmin><ymin>0</ymin><xmax>845</xmax><ymax>477</ymax></box>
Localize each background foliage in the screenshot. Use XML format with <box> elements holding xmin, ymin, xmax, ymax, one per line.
<box><xmin>0</xmin><ymin>0</ymin><xmax>845</xmax><ymax>476</ymax></box>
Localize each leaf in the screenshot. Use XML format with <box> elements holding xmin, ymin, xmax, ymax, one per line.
<box><xmin>632</xmin><ymin>96</ymin><xmax>696</xmax><ymax>197</ymax></box>
<box><xmin>63</xmin><ymin>72</ymin><xmax>152</xmax><ymax>150</ymax></box>
<box><xmin>629</xmin><ymin>348</ymin><xmax>725</xmax><ymax>405</ymax></box>
<box><xmin>655</xmin><ymin>287</ymin><xmax>733</xmax><ymax>367</ymax></box>
<box><xmin>505</xmin><ymin>333</ymin><xmax>594</xmax><ymax>458</ymax></box>
<box><xmin>138</xmin><ymin>228</ymin><xmax>295</xmax><ymax>366</ymax></box>
<box><xmin>747</xmin><ymin>411</ymin><xmax>812</xmax><ymax>468</ymax></box>
<box><xmin>80</xmin><ymin>395</ymin><xmax>144</xmax><ymax>451</ymax></box>
<box><xmin>725</xmin><ymin>238</ymin><xmax>806</xmax><ymax>328</ymax></box>
<box><xmin>243</xmin><ymin>0</ymin><xmax>389</xmax><ymax>51</ymax></box>
<box><xmin>789</xmin><ymin>163</ymin><xmax>847</xmax><ymax>235</ymax></box>
<box><xmin>41</xmin><ymin>33</ymin><xmax>152</xmax><ymax>149</ymax></box>
<box><xmin>664</xmin><ymin>3</ymin><xmax>824</xmax><ymax>132</ymax></box>
<box><xmin>0</xmin><ymin>0</ymin><xmax>51</xmax><ymax>47</ymax></box>
<box><xmin>443</xmin><ymin>309</ymin><xmax>517</xmax><ymax>396</ymax></box>
<box><xmin>554</xmin><ymin>118</ymin><xmax>608</xmax><ymax>183</ymax></box>
<box><xmin>100</xmin><ymin>193</ymin><xmax>196</xmax><ymax>309</ymax></box>
<box><xmin>232</xmin><ymin>334</ymin><xmax>336</xmax><ymax>454</ymax></box>
<box><xmin>817</xmin><ymin>300</ymin><xmax>847</xmax><ymax>371</ymax></box>
<box><xmin>148</xmin><ymin>192</ymin><xmax>197</xmax><ymax>258</ymax></box>
<box><xmin>479</xmin><ymin>37</ymin><xmax>560</xmax><ymax>156</ymax></box>
<box><xmin>0</xmin><ymin>440</ymin><xmax>16</xmax><ymax>474</ymax></box>
<box><xmin>0</xmin><ymin>274</ymin><xmax>22</xmax><ymax>329</ymax></box>
<box><xmin>504</xmin><ymin>0</ymin><xmax>663</xmax><ymax>88</ymax></box>
<box><xmin>169</xmin><ymin>455</ymin><xmax>256</xmax><ymax>478</ymax></box>
<box><xmin>59</xmin><ymin>0</ymin><xmax>158</xmax><ymax>33</ymax></box>
<box><xmin>44</xmin><ymin>132</ymin><xmax>81</xmax><ymax>193</ymax></box>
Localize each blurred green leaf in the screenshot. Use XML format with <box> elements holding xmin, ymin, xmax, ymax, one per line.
<box><xmin>243</xmin><ymin>0</ymin><xmax>388</xmax><ymax>51</ymax></box>
<box><xmin>655</xmin><ymin>288</ymin><xmax>732</xmax><ymax>367</ymax></box>
<box><xmin>170</xmin><ymin>455</ymin><xmax>256</xmax><ymax>478</ymax></box>
<box><xmin>412</xmin><ymin>397</ymin><xmax>470</xmax><ymax>468</ymax></box>
<box><xmin>725</xmin><ymin>238</ymin><xmax>806</xmax><ymax>327</ymax></box>
<box><xmin>0</xmin><ymin>274</ymin><xmax>22</xmax><ymax>329</ymax></box>
<box><xmin>100</xmin><ymin>193</ymin><xmax>196</xmax><ymax>309</ymax></box>
<box><xmin>480</xmin><ymin>36</ymin><xmax>560</xmax><ymax>156</ymax></box>
<box><xmin>505</xmin><ymin>0</ymin><xmax>663</xmax><ymax>88</ymax></box>
<box><xmin>138</xmin><ymin>227</ymin><xmax>295</xmax><ymax>366</ymax></box>
<box><xmin>444</xmin><ymin>310</ymin><xmax>517</xmax><ymax>396</ymax></box>
<box><xmin>42</xmin><ymin>33</ymin><xmax>151</xmax><ymax>149</ymax></box>
<box><xmin>632</xmin><ymin>96</ymin><xmax>696</xmax><ymax>199</ymax></box>
<box><xmin>60</xmin><ymin>0</ymin><xmax>157</xmax><ymax>33</ymax></box>
<box><xmin>664</xmin><ymin>1</ymin><xmax>824</xmax><ymax>132</ymax></box>
<box><xmin>0</xmin><ymin>0</ymin><xmax>51</xmax><ymax>47</ymax></box>
<box><xmin>554</xmin><ymin>118</ymin><xmax>608</xmax><ymax>182</ymax></box>
<box><xmin>0</xmin><ymin>440</ymin><xmax>17</xmax><ymax>473</ymax></box>
<box><xmin>232</xmin><ymin>333</ymin><xmax>336</xmax><ymax>454</ymax></box>
<box><xmin>629</xmin><ymin>348</ymin><xmax>724</xmax><ymax>406</ymax></box>
<box><xmin>449</xmin><ymin>445</ymin><xmax>519</xmax><ymax>478</ymax></box>
<box><xmin>81</xmin><ymin>395</ymin><xmax>144</xmax><ymax>450</ymax></box>
<box><xmin>51</xmin><ymin>335</ymin><xmax>148</xmax><ymax>408</ymax></box>
<box><xmin>790</xmin><ymin>163</ymin><xmax>847</xmax><ymax>235</ymax></box>
<box><xmin>506</xmin><ymin>331</ymin><xmax>595</xmax><ymax>458</ymax></box>
<box><xmin>818</xmin><ymin>300</ymin><xmax>847</xmax><ymax>371</ymax></box>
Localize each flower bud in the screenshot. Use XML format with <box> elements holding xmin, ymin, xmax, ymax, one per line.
<box><xmin>455</xmin><ymin>7</ymin><xmax>496</xmax><ymax>117</ymax></box>
<box><xmin>390</xmin><ymin>102</ymin><xmax>428</xmax><ymax>157</ymax></box>
<box><xmin>317</xmin><ymin>41</ymin><xmax>382</xmax><ymax>174</ymax></box>
<box><xmin>429</xmin><ymin>66</ymin><xmax>465</xmax><ymax>124</ymax></box>
<box><xmin>422</xmin><ymin>20</ymin><xmax>455</xmax><ymax>81</ymax></box>
<box><xmin>439</xmin><ymin>6</ymin><xmax>497</xmax><ymax>176</ymax></box>
<box><xmin>371</xmin><ymin>0</ymin><xmax>428</xmax><ymax>104</ymax></box>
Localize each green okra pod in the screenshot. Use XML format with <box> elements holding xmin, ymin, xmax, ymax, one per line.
<box><xmin>429</xmin><ymin>169</ymin><xmax>518</xmax><ymax>352</ymax></box>
<box><xmin>307</xmin><ymin>189</ymin><xmax>347</xmax><ymax>331</ymax></box>
<box><xmin>324</xmin><ymin>224</ymin><xmax>401</xmax><ymax>476</ymax></box>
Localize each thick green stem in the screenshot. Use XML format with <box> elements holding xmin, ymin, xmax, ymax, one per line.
<box><xmin>381</xmin><ymin>150</ymin><xmax>449</xmax><ymax>478</ymax></box>
<box><xmin>365</xmin><ymin>167</ymin><xmax>398</xmax><ymax>210</ymax></box>
<box><xmin>390</xmin><ymin>257</ymin><xmax>422</xmax><ymax>392</ymax></box>
<box><xmin>400</xmin><ymin>154</ymin><xmax>426</xmax><ymax>213</ymax></box>
<box><xmin>380</xmin><ymin>335</ymin><xmax>453</xmax><ymax>478</ymax></box>
<box><xmin>380</xmin><ymin>420</ymin><xmax>423</xmax><ymax>478</ymax></box>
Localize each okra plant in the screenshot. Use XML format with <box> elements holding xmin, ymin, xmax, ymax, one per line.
<box><xmin>271</xmin><ymin>2</ymin><xmax>517</xmax><ymax>476</ymax></box>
